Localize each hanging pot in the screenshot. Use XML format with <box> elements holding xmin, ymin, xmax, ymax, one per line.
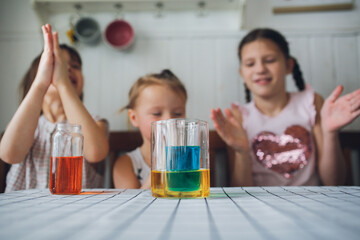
<box><xmin>74</xmin><ymin>17</ymin><xmax>101</xmax><ymax>45</ymax></box>
<box><xmin>104</xmin><ymin>19</ymin><xmax>134</xmax><ymax>50</ymax></box>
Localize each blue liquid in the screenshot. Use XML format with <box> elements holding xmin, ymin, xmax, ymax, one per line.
<box><xmin>165</xmin><ymin>146</ymin><xmax>201</xmax><ymax>192</ymax></box>
<box><xmin>165</xmin><ymin>146</ymin><xmax>200</xmax><ymax>171</ymax></box>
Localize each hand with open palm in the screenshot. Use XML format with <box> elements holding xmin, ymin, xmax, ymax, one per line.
<box><xmin>210</xmin><ymin>103</ymin><xmax>250</xmax><ymax>153</ymax></box>
<box><xmin>321</xmin><ymin>85</ymin><xmax>360</xmax><ymax>133</ymax></box>
<box><xmin>51</xmin><ymin>31</ymin><xmax>72</xmax><ymax>89</ymax></box>
<box><xmin>33</xmin><ymin>24</ymin><xmax>54</xmax><ymax>91</ymax></box>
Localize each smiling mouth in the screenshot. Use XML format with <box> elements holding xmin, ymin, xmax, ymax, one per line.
<box><xmin>69</xmin><ymin>77</ymin><xmax>77</xmax><ymax>86</ymax></box>
<box><xmin>254</xmin><ymin>77</ymin><xmax>271</xmax><ymax>85</ymax></box>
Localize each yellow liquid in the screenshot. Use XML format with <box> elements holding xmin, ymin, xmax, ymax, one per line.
<box><xmin>151</xmin><ymin>169</ymin><xmax>210</xmax><ymax>198</ymax></box>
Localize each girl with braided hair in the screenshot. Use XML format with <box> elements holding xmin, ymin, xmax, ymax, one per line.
<box><xmin>211</xmin><ymin>28</ymin><xmax>360</xmax><ymax>186</ymax></box>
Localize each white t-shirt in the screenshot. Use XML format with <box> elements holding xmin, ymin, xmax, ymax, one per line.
<box><xmin>126</xmin><ymin>147</ymin><xmax>151</xmax><ymax>185</ymax></box>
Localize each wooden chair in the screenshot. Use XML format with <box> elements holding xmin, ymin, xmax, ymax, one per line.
<box><xmin>108</xmin><ymin>131</ymin><xmax>143</xmax><ymax>188</ymax></box>
<box><xmin>209</xmin><ymin>131</ymin><xmax>230</xmax><ymax>186</ymax></box>
<box><xmin>0</xmin><ymin>159</ymin><xmax>10</xmax><ymax>193</ymax></box>
<box><xmin>339</xmin><ymin>131</ymin><xmax>360</xmax><ymax>185</ymax></box>
<box><xmin>0</xmin><ymin>132</ymin><xmax>10</xmax><ymax>193</ymax></box>
<box><xmin>1</xmin><ymin>130</ymin><xmax>357</xmax><ymax>192</ymax></box>
<box><xmin>108</xmin><ymin>130</ymin><xmax>360</xmax><ymax>187</ymax></box>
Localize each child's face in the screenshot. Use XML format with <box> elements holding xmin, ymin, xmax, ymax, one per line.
<box><xmin>129</xmin><ymin>85</ymin><xmax>186</xmax><ymax>142</ymax></box>
<box><xmin>62</xmin><ymin>50</ymin><xmax>84</xmax><ymax>97</ymax></box>
<box><xmin>239</xmin><ymin>39</ymin><xmax>293</xmax><ymax>99</ymax></box>
<box><xmin>43</xmin><ymin>50</ymin><xmax>84</xmax><ymax>106</ymax></box>
<box><xmin>45</xmin><ymin>50</ymin><xmax>84</xmax><ymax>98</ymax></box>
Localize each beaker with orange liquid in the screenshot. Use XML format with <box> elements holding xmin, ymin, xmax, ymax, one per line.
<box><xmin>50</xmin><ymin>123</ymin><xmax>84</xmax><ymax>194</ymax></box>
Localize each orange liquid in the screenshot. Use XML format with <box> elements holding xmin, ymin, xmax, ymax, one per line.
<box><xmin>49</xmin><ymin>156</ymin><xmax>83</xmax><ymax>194</ymax></box>
<box><xmin>151</xmin><ymin>170</ymin><xmax>167</xmax><ymax>197</ymax></box>
<box><xmin>151</xmin><ymin>169</ymin><xmax>210</xmax><ymax>198</ymax></box>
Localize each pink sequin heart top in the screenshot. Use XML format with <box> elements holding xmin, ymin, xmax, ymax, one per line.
<box><xmin>252</xmin><ymin>125</ymin><xmax>311</xmax><ymax>179</ymax></box>
<box><xmin>236</xmin><ymin>85</ymin><xmax>320</xmax><ymax>186</ymax></box>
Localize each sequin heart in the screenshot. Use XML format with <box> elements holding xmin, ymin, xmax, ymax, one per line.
<box><xmin>252</xmin><ymin>125</ymin><xmax>312</xmax><ymax>178</ymax></box>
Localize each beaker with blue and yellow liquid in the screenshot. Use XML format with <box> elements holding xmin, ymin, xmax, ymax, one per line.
<box><xmin>151</xmin><ymin>119</ymin><xmax>210</xmax><ymax>198</ymax></box>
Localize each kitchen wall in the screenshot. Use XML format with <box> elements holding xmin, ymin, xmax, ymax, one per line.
<box><xmin>245</xmin><ymin>0</ymin><xmax>360</xmax><ymax>31</ymax></box>
<box><xmin>0</xmin><ymin>0</ymin><xmax>359</xmax><ymax>132</ymax></box>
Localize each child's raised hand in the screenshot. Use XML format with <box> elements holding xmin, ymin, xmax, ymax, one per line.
<box><xmin>321</xmin><ymin>85</ymin><xmax>360</xmax><ymax>132</ymax></box>
<box><xmin>34</xmin><ymin>24</ymin><xmax>54</xmax><ymax>90</ymax></box>
<box><xmin>51</xmin><ymin>31</ymin><xmax>71</xmax><ymax>89</ymax></box>
<box><xmin>211</xmin><ymin>104</ymin><xmax>249</xmax><ymax>153</ymax></box>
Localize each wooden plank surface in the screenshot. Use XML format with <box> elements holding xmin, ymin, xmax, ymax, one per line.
<box><xmin>1</xmin><ymin>187</ymin><xmax>360</xmax><ymax>239</ymax></box>
<box><xmin>273</xmin><ymin>3</ymin><xmax>354</xmax><ymax>14</ymax></box>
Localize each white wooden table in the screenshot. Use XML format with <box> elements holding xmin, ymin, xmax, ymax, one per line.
<box><xmin>1</xmin><ymin>186</ymin><xmax>359</xmax><ymax>240</ymax></box>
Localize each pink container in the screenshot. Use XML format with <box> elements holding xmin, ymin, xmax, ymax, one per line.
<box><xmin>104</xmin><ymin>19</ymin><xmax>134</xmax><ymax>50</ymax></box>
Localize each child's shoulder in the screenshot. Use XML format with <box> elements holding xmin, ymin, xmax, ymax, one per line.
<box><xmin>290</xmin><ymin>84</ymin><xmax>324</xmax><ymax>108</ymax></box>
<box><xmin>112</xmin><ymin>152</ymin><xmax>138</xmax><ymax>189</ymax></box>
<box><xmin>114</xmin><ymin>154</ymin><xmax>133</xmax><ymax>169</ymax></box>
<box><xmin>93</xmin><ymin>115</ymin><xmax>109</xmax><ymax>128</ymax></box>
<box><xmin>113</xmin><ymin>154</ymin><xmax>136</xmax><ymax>182</ymax></box>
<box><xmin>293</xmin><ymin>84</ymin><xmax>324</xmax><ymax>108</ymax></box>
<box><xmin>313</xmin><ymin>92</ymin><xmax>324</xmax><ymax>113</ymax></box>
<box><xmin>291</xmin><ymin>85</ymin><xmax>323</xmax><ymax>126</ymax></box>
<box><xmin>114</xmin><ymin>147</ymin><xmax>141</xmax><ymax>169</ymax></box>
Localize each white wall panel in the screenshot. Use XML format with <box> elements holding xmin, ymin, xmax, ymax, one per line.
<box><xmin>215</xmin><ymin>37</ymin><xmax>243</xmax><ymax>112</ymax></box>
<box><xmin>334</xmin><ymin>35</ymin><xmax>360</xmax><ymax>130</ymax></box>
<box><xmin>334</xmin><ymin>35</ymin><xmax>359</xmax><ymax>95</ymax></box>
<box><xmin>188</xmin><ymin>38</ymin><xmax>216</xmax><ymax>124</ymax></box>
<box><xmin>0</xmin><ymin>0</ymin><xmax>39</xmax><ymax>33</ymax></box>
<box><xmin>3</xmin><ymin>32</ymin><xmax>360</xmax><ymax>131</ymax></box>
<box><xmin>168</xmin><ymin>38</ymin><xmax>193</xmax><ymax>117</ymax></box>
<box><xmin>346</xmin><ymin>33</ymin><xmax>360</xmax><ymax>131</ymax></box>
<box><xmin>1</xmin><ymin>1</ymin><xmax>360</xmax><ymax>132</ymax></box>
<box><xmin>244</xmin><ymin>0</ymin><xmax>360</xmax><ymax>31</ymax></box>
<box><xmin>80</xmin><ymin>47</ymin><xmax>102</xmax><ymax>117</ymax></box>
<box><xmin>286</xmin><ymin>36</ymin><xmax>312</xmax><ymax>92</ymax></box>
<box><xmin>309</xmin><ymin>36</ymin><xmax>336</xmax><ymax>98</ymax></box>
<box><xmin>0</xmin><ymin>38</ymin><xmax>42</xmax><ymax>133</ymax></box>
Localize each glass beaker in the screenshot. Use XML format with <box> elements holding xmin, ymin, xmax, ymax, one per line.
<box><xmin>49</xmin><ymin>123</ymin><xmax>84</xmax><ymax>194</ymax></box>
<box><xmin>151</xmin><ymin>119</ymin><xmax>210</xmax><ymax>198</ymax></box>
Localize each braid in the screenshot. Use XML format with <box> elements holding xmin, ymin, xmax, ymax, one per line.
<box><xmin>244</xmin><ymin>84</ymin><xmax>251</xmax><ymax>103</ymax></box>
<box><xmin>291</xmin><ymin>57</ymin><xmax>305</xmax><ymax>91</ymax></box>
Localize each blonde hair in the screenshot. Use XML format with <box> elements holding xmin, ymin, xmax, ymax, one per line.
<box><xmin>121</xmin><ymin>69</ymin><xmax>187</xmax><ymax>112</ymax></box>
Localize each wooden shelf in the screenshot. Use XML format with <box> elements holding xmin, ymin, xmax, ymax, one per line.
<box><xmin>272</xmin><ymin>0</ymin><xmax>354</xmax><ymax>14</ymax></box>
<box><xmin>31</xmin><ymin>0</ymin><xmax>245</xmax><ymax>25</ymax></box>
<box><xmin>32</xmin><ymin>0</ymin><xmax>241</xmax><ymax>12</ymax></box>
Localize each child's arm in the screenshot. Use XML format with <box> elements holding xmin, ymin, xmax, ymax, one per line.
<box><xmin>0</xmin><ymin>25</ymin><xmax>54</xmax><ymax>164</ymax></box>
<box><xmin>230</xmin><ymin>151</ymin><xmax>253</xmax><ymax>187</ymax></box>
<box><xmin>314</xmin><ymin>86</ymin><xmax>360</xmax><ymax>185</ymax></box>
<box><xmin>50</xmin><ymin>31</ymin><xmax>109</xmax><ymax>163</ymax></box>
<box><xmin>211</xmin><ymin>104</ymin><xmax>253</xmax><ymax>186</ymax></box>
<box><xmin>113</xmin><ymin>155</ymin><xmax>141</xmax><ymax>189</ymax></box>
<box><xmin>140</xmin><ymin>176</ymin><xmax>151</xmax><ymax>190</ymax></box>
